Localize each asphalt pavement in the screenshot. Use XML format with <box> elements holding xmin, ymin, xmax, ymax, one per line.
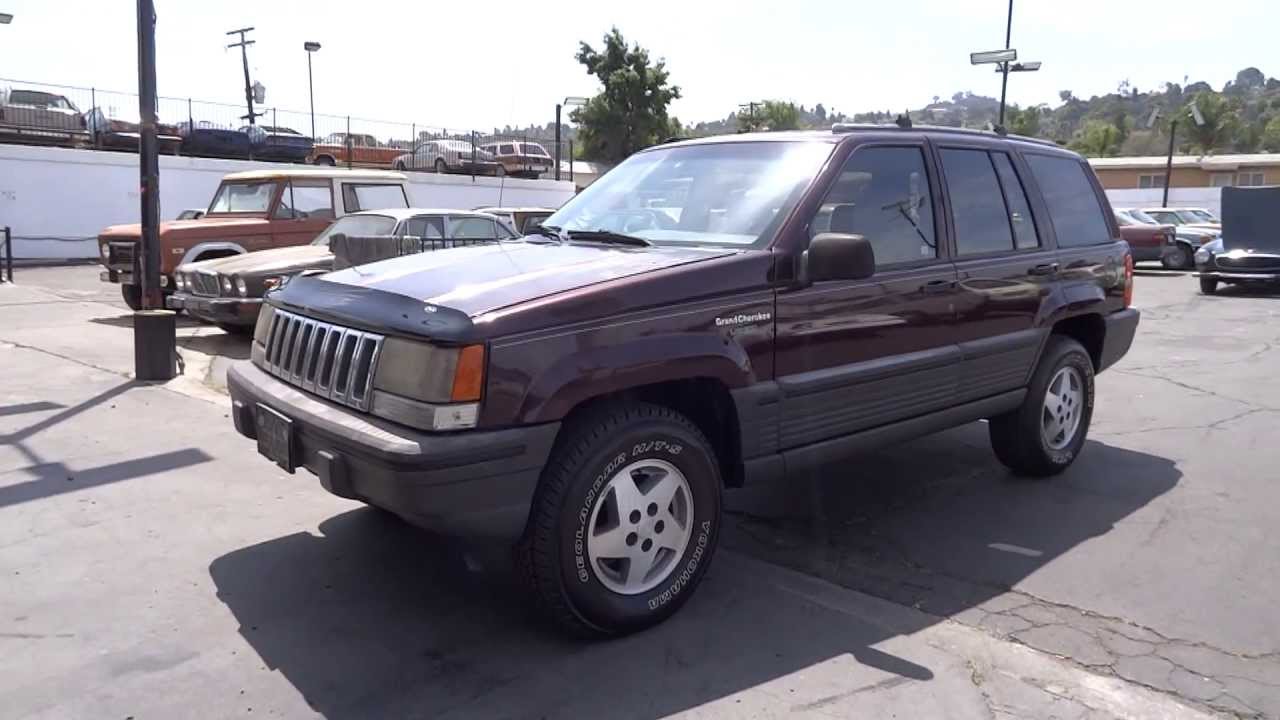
<box><xmin>2</xmin><ymin>264</ymin><xmax>1277</xmax><ymax>719</ymax></box>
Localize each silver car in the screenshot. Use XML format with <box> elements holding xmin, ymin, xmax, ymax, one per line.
<box><xmin>392</xmin><ymin>139</ymin><xmax>502</xmax><ymax>175</ymax></box>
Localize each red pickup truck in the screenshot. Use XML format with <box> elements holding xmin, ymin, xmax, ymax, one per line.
<box><xmin>308</xmin><ymin>132</ymin><xmax>402</xmax><ymax>168</ymax></box>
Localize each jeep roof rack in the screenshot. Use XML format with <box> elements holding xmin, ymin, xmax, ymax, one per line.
<box><xmin>830</xmin><ymin>122</ymin><xmax>1057</xmax><ymax>147</ymax></box>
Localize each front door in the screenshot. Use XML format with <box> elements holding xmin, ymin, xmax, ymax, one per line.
<box><xmin>272</xmin><ymin>180</ymin><xmax>337</xmax><ymax>248</ymax></box>
<box><xmin>774</xmin><ymin>142</ymin><xmax>962</xmax><ymax>451</ymax></box>
<box><xmin>935</xmin><ymin>145</ymin><xmax>1057</xmax><ymax>404</ymax></box>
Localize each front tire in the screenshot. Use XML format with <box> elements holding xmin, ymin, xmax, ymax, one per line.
<box><xmin>121</xmin><ymin>284</ymin><xmax>142</xmax><ymax>311</ymax></box>
<box><xmin>520</xmin><ymin>401</ymin><xmax>722</xmax><ymax>637</ymax></box>
<box><xmin>434</xmin><ymin>158</ymin><xmax>448</xmax><ymax>174</ymax></box>
<box><xmin>1199</xmin><ymin>276</ymin><xmax>1219</xmax><ymax>295</ymax></box>
<box><xmin>1162</xmin><ymin>244</ymin><xmax>1192</xmax><ymax>270</ymax></box>
<box><xmin>990</xmin><ymin>336</ymin><xmax>1095</xmax><ymax>477</ymax></box>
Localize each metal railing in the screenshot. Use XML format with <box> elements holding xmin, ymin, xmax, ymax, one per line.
<box><xmin>0</xmin><ymin>77</ymin><xmax>572</xmax><ymax>175</ymax></box>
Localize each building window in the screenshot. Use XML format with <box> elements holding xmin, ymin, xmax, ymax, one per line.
<box><xmin>1138</xmin><ymin>174</ymin><xmax>1167</xmax><ymax>189</ymax></box>
<box><xmin>1236</xmin><ymin>171</ymin><xmax>1266</xmax><ymax>186</ymax></box>
<box><xmin>1209</xmin><ymin>172</ymin><xmax>1235</xmax><ymax>188</ymax></box>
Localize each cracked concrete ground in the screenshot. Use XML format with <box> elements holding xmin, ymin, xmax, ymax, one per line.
<box><xmin>3</xmin><ymin>265</ymin><xmax>1275</xmax><ymax>718</ymax></box>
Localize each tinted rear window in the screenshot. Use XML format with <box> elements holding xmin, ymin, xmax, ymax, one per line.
<box><xmin>1024</xmin><ymin>154</ymin><xmax>1112</xmax><ymax>248</ymax></box>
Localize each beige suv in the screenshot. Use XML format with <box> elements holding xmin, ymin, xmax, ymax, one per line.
<box><xmin>479</xmin><ymin>141</ymin><xmax>554</xmax><ymax>178</ymax></box>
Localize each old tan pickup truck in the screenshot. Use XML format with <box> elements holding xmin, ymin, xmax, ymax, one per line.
<box><xmin>97</xmin><ymin>168</ymin><xmax>409</xmax><ymax>309</ymax></box>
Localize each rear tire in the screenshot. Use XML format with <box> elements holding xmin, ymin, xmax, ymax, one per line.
<box><xmin>434</xmin><ymin>158</ymin><xmax>448</xmax><ymax>174</ymax></box>
<box><xmin>1162</xmin><ymin>244</ymin><xmax>1192</xmax><ymax>270</ymax></box>
<box><xmin>312</xmin><ymin>155</ymin><xmax>335</xmax><ymax>167</ymax></box>
<box><xmin>519</xmin><ymin>401</ymin><xmax>722</xmax><ymax>637</ymax></box>
<box><xmin>494</xmin><ymin>164</ymin><xmax>505</xmax><ymax>177</ymax></box>
<box><xmin>121</xmin><ymin>284</ymin><xmax>142</xmax><ymax>311</ymax></box>
<box><xmin>1199</xmin><ymin>277</ymin><xmax>1219</xmax><ymax>295</ymax></box>
<box><xmin>989</xmin><ymin>336</ymin><xmax>1095</xmax><ymax>477</ymax></box>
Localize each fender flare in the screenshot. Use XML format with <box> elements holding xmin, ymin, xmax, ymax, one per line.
<box><xmin>179</xmin><ymin>241</ymin><xmax>248</xmax><ymax>267</ymax></box>
<box><xmin>515</xmin><ymin>333</ymin><xmax>757</xmax><ymax>424</ymax></box>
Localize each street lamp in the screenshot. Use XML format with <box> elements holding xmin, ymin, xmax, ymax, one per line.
<box><xmin>555</xmin><ymin>96</ymin><xmax>588</xmax><ymax>181</ymax></box>
<box><xmin>303</xmin><ymin>41</ymin><xmax>321</xmax><ymax>141</ymax></box>
<box><xmin>970</xmin><ymin>0</ymin><xmax>1041</xmax><ymax>126</ymax></box>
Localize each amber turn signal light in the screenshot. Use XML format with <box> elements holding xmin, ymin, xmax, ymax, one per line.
<box><xmin>450</xmin><ymin>344</ymin><xmax>486</xmax><ymax>402</ymax></box>
<box><xmin>1123</xmin><ymin>254</ymin><xmax>1134</xmax><ymax>308</ymax></box>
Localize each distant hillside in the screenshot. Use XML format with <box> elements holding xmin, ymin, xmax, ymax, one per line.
<box><xmin>681</xmin><ymin>67</ymin><xmax>1280</xmax><ymax>158</ymax></box>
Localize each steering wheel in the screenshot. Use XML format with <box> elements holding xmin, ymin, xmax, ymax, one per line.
<box><xmin>619</xmin><ymin>209</ymin><xmax>674</xmax><ymax>233</ymax></box>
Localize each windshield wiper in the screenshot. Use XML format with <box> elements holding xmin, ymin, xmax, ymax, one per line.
<box><xmin>527</xmin><ymin>224</ymin><xmax>567</xmax><ymax>243</ymax></box>
<box><xmin>565</xmin><ymin>229</ymin><xmax>653</xmax><ymax>247</ymax></box>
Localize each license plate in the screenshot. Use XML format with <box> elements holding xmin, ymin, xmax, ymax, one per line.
<box><xmin>255</xmin><ymin>403</ymin><xmax>296</xmax><ymax>472</ymax></box>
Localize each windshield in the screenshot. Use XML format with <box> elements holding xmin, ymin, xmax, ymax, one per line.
<box><xmin>311</xmin><ymin>214</ymin><xmax>397</xmax><ymax>246</ymax></box>
<box><xmin>1184</xmin><ymin>209</ymin><xmax>1219</xmax><ymax>223</ymax></box>
<box><xmin>207</xmin><ymin>181</ymin><xmax>279</xmax><ymax>214</ymax></box>
<box><xmin>543</xmin><ymin>141</ymin><xmax>834</xmax><ymax>248</ymax></box>
<box><xmin>1115</xmin><ymin>213</ymin><xmax>1134</xmax><ymax>227</ymax></box>
<box><xmin>1145</xmin><ymin>210</ymin><xmax>1180</xmax><ymax>225</ymax></box>
<box><xmin>1126</xmin><ymin>209</ymin><xmax>1159</xmax><ymax>224</ymax></box>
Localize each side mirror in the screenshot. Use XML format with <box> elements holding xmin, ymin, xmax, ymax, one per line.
<box><xmin>804</xmin><ymin>233</ymin><xmax>876</xmax><ymax>282</ymax></box>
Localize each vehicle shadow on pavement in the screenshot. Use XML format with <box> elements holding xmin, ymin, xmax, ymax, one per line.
<box><xmin>723</xmin><ymin>422</ymin><xmax>1182</xmax><ymax>618</ymax></box>
<box><xmin>177</xmin><ymin>332</ymin><xmax>251</xmax><ymax>360</ymax></box>
<box><xmin>210</xmin><ymin>508</ymin><xmax>941</xmax><ymax>719</ymax></box>
<box><xmin>88</xmin><ymin>314</ymin><xmax>205</xmax><ymax>330</ymax></box>
<box><xmin>208</xmin><ymin>423</ymin><xmax>1177</xmax><ymax>719</ymax></box>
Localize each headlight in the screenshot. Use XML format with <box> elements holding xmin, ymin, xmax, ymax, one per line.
<box><xmin>220</xmin><ymin>276</ymin><xmax>233</xmax><ymax>295</ymax></box>
<box><xmin>174</xmin><ymin>274</ymin><xmax>186</xmax><ymax>291</ymax></box>
<box><xmin>263</xmin><ymin>275</ymin><xmax>290</xmax><ymax>291</ymax></box>
<box><xmin>371</xmin><ymin>339</ymin><xmax>485</xmax><ymax>430</ymax></box>
<box><xmin>1195</xmin><ymin>248</ymin><xmax>1211</xmax><ymax>265</ymax></box>
<box><xmin>235</xmin><ymin>276</ymin><xmax>247</xmax><ymax>297</ymax></box>
<box><xmin>99</xmin><ymin>244</ymin><xmax>110</xmax><ymax>260</ymax></box>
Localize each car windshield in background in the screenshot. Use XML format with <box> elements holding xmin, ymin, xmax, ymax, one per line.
<box><xmin>1186</xmin><ymin>209</ymin><xmax>1219</xmax><ymax>223</ymax></box>
<box><xmin>543</xmin><ymin>140</ymin><xmax>834</xmax><ymax>248</ymax></box>
<box><xmin>1127</xmin><ymin>209</ymin><xmax>1160</xmax><ymax>224</ymax></box>
<box><xmin>311</xmin><ymin>214</ymin><xmax>397</xmax><ymax>245</ymax></box>
<box><xmin>207</xmin><ymin>181</ymin><xmax>278</xmax><ymax>214</ymax></box>
<box><xmin>341</xmin><ymin>184</ymin><xmax>409</xmax><ymax>213</ymax></box>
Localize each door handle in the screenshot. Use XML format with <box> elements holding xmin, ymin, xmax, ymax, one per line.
<box><xmin>1028</xmin><ymin>262</ymin><xmax>1060</xmax><ymax>276</ymax></box>
<box><xmin>920</xmin><ymin>279</ymin><xmax>955</xmax><ymax>294</ymax></box>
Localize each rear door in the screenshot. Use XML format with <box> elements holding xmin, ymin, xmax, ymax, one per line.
<box><xmin>773</xmin><ymin>141</ymin><xmax>963</xmax><ymax>450</ymax></box>
<box><xmin>936</xmin><ymin>144</ymin><xmax>1057</xmax><ymax>403</ymax></box>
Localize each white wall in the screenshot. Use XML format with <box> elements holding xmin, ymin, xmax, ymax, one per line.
<box><xmin>0</xmin><ymin>144</ymin><xmax>575</xmax><ymax>259</ymax></box>
<box><xmin>1104</xmin><ymin>187</ymin><xmax>1223</xmax><ymax>215</ymax></box>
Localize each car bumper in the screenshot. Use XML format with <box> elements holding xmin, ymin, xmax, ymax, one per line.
<box><xmin>1195</xmin><ymin>270</ymin><xmax>1280</xmax><ymax>283</ymax></box>
<box><xmin>100</xmin><ymin>268</ymin><xmax>133</xmax><ymax>285</ymax></box>
<box><xmin>1098</xmin><ymin>308</ymin><xmax>1140</xmax><ymax>373</ymax></box>
<box><xmin>226</xmin><ymin>361</ymin><xmax>560</xmax><ymax>540</ymax></box>
<box><xmin>167</xmin><ymin>293</ymin><xmax>262</xmax><ymax>326</ymax></box>
<box><xmin>1129</xmin><ymin>246</ymin><xmax>1164</xmax><ymax>262</ymax></box>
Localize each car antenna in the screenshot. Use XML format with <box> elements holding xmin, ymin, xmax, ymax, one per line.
<box><xmin>984</xmin><ymin>121</ymin><xmax>1009</xmax><ymax>136</ymax></box>
<box><xmin>894</xmin><ymin>113</ymin><xmax>912</xmax><ymax>129</ymax></box>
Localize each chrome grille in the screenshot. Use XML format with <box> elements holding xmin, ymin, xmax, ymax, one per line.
<box><xmin>261</xmin><ymin>309</ymin><xmax>383</xmax><ymax>411</ymax></box>
<box><xmin>107</xmin><ymin>241</ymin><xmax>137</xmax><ymax>269</ymax></box>
<box><xmin>190</xmin><ymin>271</ymin><xmax>222</xmax><ymax>297</ymax></box>
<box><xmin>1216</xmin><ymin>254</ymin><xmax>1280</xmax><ymax>271</ymax></box>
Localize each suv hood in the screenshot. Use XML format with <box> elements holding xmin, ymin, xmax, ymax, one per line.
<box><xmin>99</xmin><ymin>216</ymin><xmax>271</xmax><ymax>241</ymax></box>
<box><xmin>320</xmin><ymin>241</ymin><xmax>736</xmax><ymax>317</ymax></box>
<box><xmin>181</xmin><ymin>244</ymin><xmax>332</xmax><ymax>276</ymax></box>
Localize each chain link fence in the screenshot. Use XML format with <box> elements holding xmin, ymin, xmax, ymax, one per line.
<box><xmin>0</xmin><ymin>77</ymin><xmax>572</xmax><ymax>177</ymax></box>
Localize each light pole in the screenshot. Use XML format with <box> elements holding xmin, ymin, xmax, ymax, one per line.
<box><xmin>555</xmin><ymin>96</ymin><xmax>587</xmax><ymax>181</ymax></box>
<box><xmin>304</xmin><ymin>41</ymin><xmax>320</xmax><ymax>140</ymax></box>
<box><xmin>970</xmin><ymin>0</ymin><xmax>1040</xmax><ymax>127</ymax></box>
<box><xmin>1148</xmin><ymin>104</ymin><xmax>1205</xmax><ymax>207</ymax></box>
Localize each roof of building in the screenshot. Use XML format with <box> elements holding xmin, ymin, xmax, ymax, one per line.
<box><xmin>1089</xmin><ymin>153</ymin><xmax>1280</xmax><ymax>171</ymax></box>
<box><xmin>223</xmin><ymin>168</ymin><xmax>407</xmax><ymax>181</ymax></box>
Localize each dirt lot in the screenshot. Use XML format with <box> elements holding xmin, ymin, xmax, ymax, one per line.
<box><xmin>2</xmin><ymin>264</ymin><xmax>1277</xmax><ymax>718</ymax></box>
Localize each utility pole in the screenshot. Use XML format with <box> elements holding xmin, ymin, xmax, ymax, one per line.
<box><xmin>1163</xmin><ymin>117</ymin><xmax>1178</xmax><ymax>207</ymax></box>
<box><xmin>227</xmin><ymin>27</ymin><xmax>259</xmax><ymax>125</ymax></box>
<box><xmin>739</xmin><ymin>102</ymin><xmax>762</xmax><ymax>131</ymax></box>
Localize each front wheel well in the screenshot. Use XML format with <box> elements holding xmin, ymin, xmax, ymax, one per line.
<box><xmin>1050</xmin><ymin>314</ymin><xmax>1105</xmax><ymax>371</ymax></box>
<box><xmin>193</xmin><ymin>249</ymin><xmax>241</xmax><ymax>262</ymax></box>
<box><xmin>558</xmin><ymin>378</ymin><xmax>744</xmax><ymax>488</ymax></box>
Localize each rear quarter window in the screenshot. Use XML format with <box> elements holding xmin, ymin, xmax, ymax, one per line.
<box><xmin>1024</xmin><ymin>154</ymin><xmax>1112</xmax><ymax>248</ymax></box>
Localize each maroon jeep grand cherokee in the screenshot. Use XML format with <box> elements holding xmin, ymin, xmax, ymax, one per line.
<box><xmin>227</xmin><ymin>126</ymin><xmax>1139</xmax><ymax>636</ymax></box>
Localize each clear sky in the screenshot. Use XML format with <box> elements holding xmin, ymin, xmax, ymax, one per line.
<box><xmin>0</xmin><ymin>0</ymin><xmax>1274</xmax><ymax>136</ymax></box>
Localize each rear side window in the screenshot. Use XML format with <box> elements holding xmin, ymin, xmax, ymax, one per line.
<box><xmin>991</xmin><ymin>153</ymin><xmax>1040</xmax><ymax>249</ymax></box>
<box><xmin>341</xmin><ymin>184</ymin><xmax>410</xmax><ymax>213</ymax></box>
<box><xmin>1024</xmin><ymin>154</ymin><xmax>1112</xmax><ymax>248</ymax></box>
<box><xmin>499</xmin><ymin>143</ymin><xmax>515</xmax><ymax>155</ymax></box>
<box><xmin>940</xmin><ymin>149</ymin><xmax>1013</xmax><ymax>255</ymax></box>
<box><xmin>448</xmin><ymin>217</ymin><xmax>501</xmax><ymax>239</ymax></box>
<box><xmin>400</xmin><ymin>216</ymin><xmax>445</xmax><ymax>239</ymax></box>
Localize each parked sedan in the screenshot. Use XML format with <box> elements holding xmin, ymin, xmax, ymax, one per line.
<box><xmin>0</xmin><ymin>86</ymin><xmax>89</xmax><ymax>146</ymax></box>
<box><xmin>169</xmin><ymin>209</ymin><xmax>516</xmax><ymax>330</ymax></box>
<box><xmin>242</xmin><ymin>125</ymin><xmax>313</xmax><ymax>163</ymax></box>
<box><xmin>1139</xmin><ymin>206</ymin><xmax>1221</xmax><ymax>231</ymax></box>
<box><xmin>1117</xmin><ymin>208</ymin><xmax>1219</xmax><ymax>269</ymax></box>
<box><xmin>392</xmin><ymin>140</ymin><xmax>501</xmax><ymax>175</ymax></box>
<box><xmin>178</xmin><ymin>121</ymin><xmax>251</xmax><ymax>159</ymax></box>
<box><xmin>1114</xmin><ymin>211</ymin><xmax>1176</xmax><ymax>265</ymax></box>
<box><xmin>478</xmin><ymin>141</ymin><xmax>554</xmax><ymax>178</ymax></box>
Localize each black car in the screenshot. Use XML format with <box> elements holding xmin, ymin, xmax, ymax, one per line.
<box><xmin>179</xmin><ymin>121</ymin><xmax>251</xmax><ymax>159</ymax></box>
<box><xmin>1194</xmin><ymin>186</ymin><xmax>1280</xmax><ymax>295</ymax></box>
<box><xmin>242</xmin><ymin>125</ymin><xmax>314</xmax><ymax>163</ymax></box>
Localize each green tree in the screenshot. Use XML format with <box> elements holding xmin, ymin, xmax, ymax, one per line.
<box><xmin>572</xmin><ymin>28</ymin><xmax>681</xmax><ymax>163</ymax></box>
<box><xmin>1182</xmin><ymin>92</ymin><xmax>1239</xmax><ymax>154</ymax></box>
<box><xmin>761</xmin><ymin>100</ymin><xmax>800</xmax><ymax>131</ymax></box>
<box><xmin>1069</xmin><ymin>120</ymin><xmax>1122</xmax><ymax>157</ymax></box>
<box><xmin>1263</xmin><ymin>116</ymin><xmax>1280</xmax><ymax>152</ymax></box>
<box><xmin>1008</xmin><ymin>106</ymin><xmax>1041</xmax><ymax>137</ymax></box>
